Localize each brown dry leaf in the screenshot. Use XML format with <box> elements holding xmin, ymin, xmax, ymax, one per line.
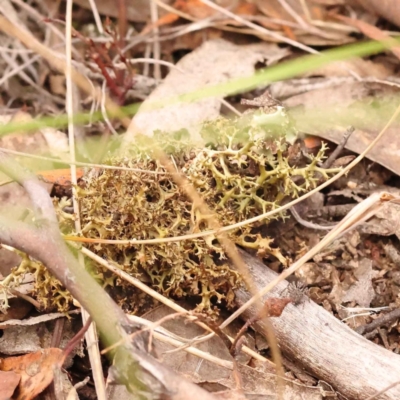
<box><xmin>342</xmin><ymin>259</ymin><xmax>375</xmax><ymax>308</ymax></box>
<box><xmin>215</xmin><ymin>363</ymin><xmax>323</xmax><ymax>399</ymax></box>
<box><xmin>143</xmin><ymin>305</ymin><xmax>322</xmax><ymax>398</ymax></box>
<box><xmin>70</xmin><ymin>0</ymin><xmax>174</xmax><ymax>22</ymax></box>
<box><xmin>334</xmin><ymin>14</ymin><xmax>400</xmax><ymax>60</ymax></box>
<box><xmin>265</xmin><ymin>297</ymin><xmax>292</xmax><ymax>317</ymax></box>
<box><xmin>0</xmin><ymin>348</ymin><xmax>64</xmax><ymax>400</ymax></box>
<box><xmin>359</xmin><ymin>199</ymin><xmax>400</xmax><ymax>240</ymax></box>
<box><xmin>124</xmin><ymin>39</ymin><xmax>288</xmax><ymax>144</ymax></box>
<box><xmin>285</xmin><ymin>81</ymin><xmax>400</xmax><ymax>176</ymax></box>
<box><xmin>301</xmin><ymin>58</ymin><xmax>393</xmax><ymax>79</ymax></box>
<box><xmin>0</xmin><ymin>370</ymin><xmax>20</xmax><ymax>400</ymax></box>
<box><xmin>352</xmin><ymin>0</ymin><xmax>400</xmax><ymax>28</ymax></box>
<box><xmin>143</xmin><ymin>304</ymin><xmax>252</xmax><ymax>383</ymax></box>
<box><xmin>255</xmin><ymin>0</ymin><xmax>352</xmax><ymax>45</ymax></box>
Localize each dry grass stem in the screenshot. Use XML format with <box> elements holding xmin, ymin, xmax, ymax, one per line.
<box><xmin>0</xmin><ymin>14</ymin><xmax>131</xmax><ymax>128</ymax></box>
<box><xmin>65</xmin><ymin>1</ymin><xmax>106</xmax><ymax>397</ymax></box>
<box><xmin>81</xmin><ymin>246</ymin><xmax>272</xmax><ymax>365</ymax></box>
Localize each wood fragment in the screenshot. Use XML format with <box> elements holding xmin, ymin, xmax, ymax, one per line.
<box><xmin>233</xmin><ymin>250</ymin><xmax>400</xmax><ymax>400</ymax></box>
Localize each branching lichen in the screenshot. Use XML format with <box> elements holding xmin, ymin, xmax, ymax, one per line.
<box><xmin>1</xmin><ymin>109</ymin><xmax>341</xmax><ymax>315</ymax></box>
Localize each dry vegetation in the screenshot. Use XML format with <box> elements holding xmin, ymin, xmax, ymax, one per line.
<box><xmin>1</xmin><ymin>1</ymin><xmax>400</xmax><ymax>400</ymax></box>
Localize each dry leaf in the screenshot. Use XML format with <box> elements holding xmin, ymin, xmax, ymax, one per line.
<box><xmin>0</xmin><ymin>370</ymin><xmax>20</xmax><ymax>400</ymax></box>
<box><xmin>285</xmin><ymin>81</ymin><xmax>400</xmax><ymax>176</ymax></box>
<box><xmin>0</xmin><ymin>319</ymin><xmax>80</xmax><ymax>357</ymax></box>
<box><xmin>124</xmin><ymin>39</ymin><xmax>288</xmax><ymax>144</ymax></box>
<box><xmin>301</xmin><ymin>58</ymin><xmax>393</xmax><ymax>79</ymax></box>
<box><xmin>359</xmin><ymin>200</ymin><xmax>400</xmax><ymax>240</ymax></box>
<box><xmin>143</xmin><ymin>305</ymin><xmax>322</xmax><ymax>398</ymax></box>
<box><xmin>216</xmin><ymin>363</ymin><xmax>324</xmax><ymax>399</ymax></box>
<box><xmin>342</xmin><ymin>259</ymin><xmax>375</xmax><ymax>307</ymax></box>
<box><xmin>265</xmin><ymin>297</ymin><xmax>292</xmax><ymax>317</ymax></box>
<box><xmin>70</xmin><ymin>0</ymin><xmax>174</xmax><ymax>22</ymax></box>
<box><xmin>0</xmin><ymin>348</ymin><xmax>64</xmax><ymax>400</ymax></box>
<box><xmin>352</xmin><ymin>0</ymin><xmax>400</xmax><ymax>28</ymax></box>
<box><xmin>334</xmin><ymin>14</ymin><xmax>400</xmax><ymax>60</ymax></box>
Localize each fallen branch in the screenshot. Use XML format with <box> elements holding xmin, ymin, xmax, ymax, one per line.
<box><xmin>233</xmin><ymin>250</ymin><xmax>400</xmax><ymax>400</ymax></box>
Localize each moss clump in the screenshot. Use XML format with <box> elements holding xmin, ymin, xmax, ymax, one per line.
<box><xmin>2</xmin><ymin>109</ymin><xmax>339</xmax><ymax>315</ymax></box>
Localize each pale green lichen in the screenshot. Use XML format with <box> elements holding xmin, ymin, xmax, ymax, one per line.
<box><xmin>1</xmin><ymin>109</ymin><xmax>340</xmax><ymax>315</ymax></box>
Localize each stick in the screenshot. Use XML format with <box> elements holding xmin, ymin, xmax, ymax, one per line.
<box><xmin>233</xmin><ymin>250</ymin><xmax>400</xmax><ymax>400</ymax></box>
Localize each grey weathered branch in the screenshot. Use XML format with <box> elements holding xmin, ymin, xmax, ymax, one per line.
<box><xmin>233</xmin><ymin>250</ymin><xmax>400</xmax><ymax>400</ymax></box>
<box><xmin>0</xmin><ymin>152</ymin><xmax>216</xmax><ymax>400</ymax></box>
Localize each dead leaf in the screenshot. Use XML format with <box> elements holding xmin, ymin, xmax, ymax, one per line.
<box><xmin>285</xmin><ymin>81</ymin><xmax>400</xmax><ymax>176</ymax></box>
<box><xmin>0</xmin><ymin>310</ymin><xmax>81</xmax><ymax>329</ymax></box>
<box><xmin>334</xmin><ymin>14</ymin><xmax>400</xmax><ymax>60</ymax></box>
<box><xmin>301</xmin><ymin>58</ymin><xmax>393</xmax><ymax>79</ymax></box>
<box><xmin>124</xmin><ymin>39</ymin><xmax>288</xmax><ymax>144</ymax></box>
<box><xmin>0</xmin><ymin>319</ymin><xmax>81</xmax><ymax>357</ymax></box>
<box><xmin>0</xmin><ymin>348</ymin><xmax>64</xmax><ymax>400</ymax></box>
<box><xmin>143</xmin><ymin>304</ymin><xmax>251</xmax><ymax>383</ymax></box>
<box><xmin>143</xmin><ymin>305</ymin><xmax>323</xmax><ymax>398</ymax></box>
<box><xmin>342</xmin><ymin>259</ymin><xmax>375</xmax><ymax>307</ymax></box>
<box><xmin>359</xmin><ymin>201</ymin><xmax>400</xmax><ymax>240</ymax></box>
<box><xmin>265</xmin><ymin>297</ymin><xmax>292</xmax><ymax>317</ymax></box>
<box><xmin>216</xmin><ymin>363</ymin><xmax>324</xmax><ymax>399</ymax></box>
<box><xmin>352</xmin><ymin>0</ymin><xmax>400</xmax><ymax>29</ymax></box>
<box><xmin>70</xmin><ymin>0</ymin><xmax>174</xmax><ymax>22</ymax></box>
<box><xmin>0</xmin><ymin>370</ymin><xmax>20</xmax><ymax>400</ymax></box>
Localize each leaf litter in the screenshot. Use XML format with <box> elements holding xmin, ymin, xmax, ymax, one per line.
<box><xmin>1</xmin><ymin>0</ymin><xmax>400</xmax><ymax>399</ymax></box>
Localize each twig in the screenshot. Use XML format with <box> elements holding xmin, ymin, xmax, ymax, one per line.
<box><xmin>80</xmin><ymin>246</ymin><xmax>272</xmax><ymax>365</ymax></box>
<box><xmin>0</xmin><ymin>147</ymin><xmax>168</xmax><ymax>175</ymax></box>
<box><xmin>230</xmin><ymin>298</ymin><xmax>292</xmax><ymax>356</ymax></box>
<box><xmin>6</xmin><ymin>287</ymin><xmax>41</xmax><ymax>309</ymax></box>
<box><xmin>150</xmin><ymin>0</ymin><xmax>161</xmax><ymax>82</ymax></box>
<box><xmin>230</xmin><ymin>317</ymin><xmax>257</xmax><ymax>357</ymax></box>
<box><xmin>321</xmin><ymin>126</ymin><xmax>355</xmax><ymax>168</ymax></box>
<box><xmin>87</xmin><ymin>0</ymin><xmax>104</xmax><ymax>34</ymax></box>
<box><xmin>62</xmin><ymin>317</ymin><xmax>92</xmax><ymax>362</ymax></box>
<box><xmin>234</xmin><ymin>250</ymin><xmax>400</xmax><ymax>399</ymax></box>
<box><xmin>356</xmin><ymin>309</ymin><xmax>400</xmax><ymax>335</ymax></box>
<box><xmin>365</xmin><ymin>380</ymin><xmax>400</xmax><ymax>400</ymax></box>
<box><xmin>289</xmin><ymin>206</ymin><xmax>335</xmax><ymax>231</ymax></box>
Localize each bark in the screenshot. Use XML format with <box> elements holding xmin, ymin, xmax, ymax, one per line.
<box><xmin>233</xmin><ymin>250</ymin><xmax>400</xmax><ymax>400</ymax></box>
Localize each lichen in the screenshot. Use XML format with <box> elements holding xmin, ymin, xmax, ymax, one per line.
<box><xmin>2</xmin><ymin>251</ymin><xmax>73</xmax><ymax>313</ymax></box>
<box><xmin>1</xmin><ymin>109</ymin><xmax>340</xmax><ymax>315</ymax></box>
